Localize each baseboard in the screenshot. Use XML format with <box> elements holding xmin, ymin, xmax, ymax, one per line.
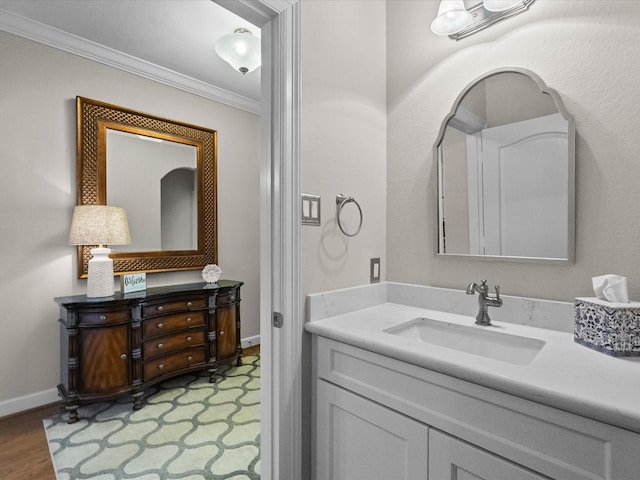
<box><xmin>241</xmin><ymin>334</ymin><xmax>260</xmax><ymax>349</ymax></box>
<box><xmin>0</xmin><ymin>388</ymin><xmax>60</xmax><ymax>418</ymax></box>
<box><xmin>1</xmin><ymin>335</ymin><xmax>261</xmax><ymax>417</ymax></box>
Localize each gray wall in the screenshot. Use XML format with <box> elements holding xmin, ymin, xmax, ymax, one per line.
<box><xmin>387</xmin><ymin>0</ymin><xmax>640</xmax><ymax>304</ymax></box>
<box><xmin>301</xmin><ymin>0</ymin><xmax>387</xmax><ymax>299</ymax></box>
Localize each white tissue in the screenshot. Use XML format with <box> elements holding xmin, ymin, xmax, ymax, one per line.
<box><xmin>592</xmin><ymin>274</ymin><xmax>629</xmax><ymax>303</ymax></box>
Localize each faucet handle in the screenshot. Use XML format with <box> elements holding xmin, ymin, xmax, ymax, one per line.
<box><xmin>494</xmin><ymin>285</ymin><xmax>501</xmax><ymax>299</ymax></box>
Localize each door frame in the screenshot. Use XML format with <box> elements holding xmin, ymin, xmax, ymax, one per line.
<box><xmin>214</xmin><ymin>1</ymin><xmax>302</xmax><ymax>479</ymax></box>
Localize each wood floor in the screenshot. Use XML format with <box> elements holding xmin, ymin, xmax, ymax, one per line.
<box><xmin>0</xmin><ymin>402</ymin><xmax>61</xmax><ymax>480</ymax></box>
<box><xmin>0</xmin><ymin>346</ymin><xmax>260</xmax><ymax>480</ymax></box>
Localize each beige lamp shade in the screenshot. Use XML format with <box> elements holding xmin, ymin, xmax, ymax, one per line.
<box><xmin>68</xmin><ymin>205</ymin><xmax>131</xmax><ymax>246</ymax></box>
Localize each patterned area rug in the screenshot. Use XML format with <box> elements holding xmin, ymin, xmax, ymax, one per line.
<box><xmin>44</xmin><ymin>355</ymin><xmax>260</xmax><ymax>480</ymax></box>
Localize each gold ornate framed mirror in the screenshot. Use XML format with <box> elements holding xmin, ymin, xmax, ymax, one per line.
<box><xmin>76</xmin><ymin>96</ymin><xmax>217</xmax><ymax>277</ymax></box>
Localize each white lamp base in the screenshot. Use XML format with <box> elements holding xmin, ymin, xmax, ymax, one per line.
<box><xmin>87</xmin><ymin>247</ymin><xmax>115</xmax><ymax>298</ymax></box>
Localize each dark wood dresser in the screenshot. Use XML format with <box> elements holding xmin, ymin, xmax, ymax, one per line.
<box><xmin>55</xmin><ymin>280</ymin><xmax>243</xmax><ymax>423</ymax></box>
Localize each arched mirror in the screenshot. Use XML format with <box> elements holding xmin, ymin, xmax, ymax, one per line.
<box><xmin>76</xmin><ymin>97</ymin><xmax>217</xmax><ymax>277</ymax></box>
<box><xmin>435</xmin><ymin>68</ymin><xmax>575</xmax><ymax>263</ymax></box>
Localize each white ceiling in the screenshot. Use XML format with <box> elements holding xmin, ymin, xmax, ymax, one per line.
<box><xmin>0</xmin><ymin>0</ymin><xmax>261</xmax><ymax>111</ymax></box>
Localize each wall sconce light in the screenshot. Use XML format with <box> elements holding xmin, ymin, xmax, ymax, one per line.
<box><xmin>215</xmin><ymin>27</ymin><xmax>261</xmax><ymax>75</ymax></box>
<box><xmin>431</xmin><ymin>0</ymin><xmax>536</xmax><ymax>40</ymax></box>
<box><xmin>69</xmin><ymin>205</ymin><xmax>131</xmax><ymax>298</ymax></box>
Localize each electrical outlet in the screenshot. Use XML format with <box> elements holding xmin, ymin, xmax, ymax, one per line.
<box><xmin>370</xmin><ymin>258</ymin><xmax>381</xmax><ymax>283</ymax></box>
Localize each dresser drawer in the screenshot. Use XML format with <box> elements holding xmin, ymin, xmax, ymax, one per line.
<box><xmin>142</xmin><ymin>297</ymin><xmax>207</xmax><ymax>317</ymax></box>
<box><xmin>143</xmin><ymin>329</ymin><xmax>206</xmax><ymax>359</ymax></box>
<box><xmin>143</xmin><ymin>348</ymin><xmax>206</xmax><ymax>381</ymax></box>
<box><xmin>216</xmin><ymin>288</ymin><xmax>239</xmax><ymax>306</ymax></box>
<box><xmin>78</xmin><ymin>308</ymin><xmax>131</xmax><ymax>325</ymax></box>
<box><xmin>143</xmin><ymin>311</ymin><xmax>206</xmax><ymax>338</ymax></box>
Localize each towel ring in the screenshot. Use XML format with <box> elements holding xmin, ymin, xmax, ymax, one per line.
<box><xmin>336</xmin><ymin>194</ymin><xmax>363</xmax><ymax>237</ymax></box>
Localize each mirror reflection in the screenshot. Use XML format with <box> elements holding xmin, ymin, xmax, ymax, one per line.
<box><xmin>107</xmin><ymin>130</ymin><xmax>198</xmax><ymax>252</ymax></box>
<box><xmin>435</xmin><ymin>68</ymin><xmax>575</xmax><ymax>263</ymax></box>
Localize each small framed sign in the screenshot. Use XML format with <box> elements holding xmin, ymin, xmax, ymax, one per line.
<box><xmin>122</xmin><ymin>272</ymin><xmax>147</xmax><ymax>293</ymax></box>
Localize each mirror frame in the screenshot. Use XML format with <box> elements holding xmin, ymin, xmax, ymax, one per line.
<box><xmin>434</xmin><ymin>67</ymin><xmax>575</xmax><ymax>264</ymax></box>
<box><xmin>76</xmin><ymin>96</ymin><xmax>218</xmax><ymax>277</ymax></box>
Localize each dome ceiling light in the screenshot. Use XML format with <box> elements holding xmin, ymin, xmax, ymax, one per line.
<box><xmin>215</xmin><ymin>28</ymin><xmax>261</xmax><ymax>75</ymax></box>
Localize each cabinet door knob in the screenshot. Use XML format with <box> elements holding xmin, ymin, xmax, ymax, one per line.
<box><xmin>157</xmin><ymin>323</ymin><xmax>164</xmax><ymax>329</ymax></box>
<box><xmin>157</xmin><ymin>305</ymin><xmax>164</xmax><ymax>312</ymax></box>
<box><xmin>186</xmin><ymin>301</ymin><xmax>193</xmax><ymax>307</ymax></box>
<box><xmin>219</xmin><ymin>330</ymin><xmax>224</xmax><ymax>336</ymax></box>
<box><xmin>120</xmin><ymin>353</ymin><xmax>127</xmax><ymax>360</ymax></box>
<box><xmin>187</xmin><ymin>355</ymin><xmax>193</xmax><ymax>361</ymax></box>
<box><xmin>186</xmin><ymin>336</ymin><xmax>192</xmax><ymax>342</ymax></box>
<box><xmin>157</xmin><ymin>343</ymin><xmax>164</xmax><ymax>349</ymax></box>
<box><xmin>158</xmin><ymin>364</ymin><xmax>164</xmax><ymax>370</ymax></box>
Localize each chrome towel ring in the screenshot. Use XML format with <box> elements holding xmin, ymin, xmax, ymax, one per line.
<box><xmin>336</xmin><ymin>194</ymin><xmax>363</xmax><ymax>237</ymax></box>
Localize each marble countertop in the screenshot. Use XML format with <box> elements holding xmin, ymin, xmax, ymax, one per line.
<box><xmin>305</xmin><ymin>300</ymin><xmax>640</xmax><ymax>434</ymax></box>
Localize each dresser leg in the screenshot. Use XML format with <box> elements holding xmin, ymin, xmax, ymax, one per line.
<box><xmin>132</xmin><ymin>391</ymin><xmax>144</xmax><ymax>410</ymax></box>
<box><xmin>208</xmin><ymin>367</ymin><xmax>217</xmax><ymax>383</ymax></box>
<box><xmin>65</xmin><ymin>404</ymin><xmax>79</xmax><ymax>424</ymax></box>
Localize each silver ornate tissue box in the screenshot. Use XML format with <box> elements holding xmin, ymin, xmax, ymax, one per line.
<box><xmin>574</xmin><ymin>297</ymin><xmax>640</xmax><ymax>357</ymax></box>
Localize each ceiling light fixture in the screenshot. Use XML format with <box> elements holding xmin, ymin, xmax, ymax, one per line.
<box><xmin>215</xmin><ymin>28</ymin><xmax>261</xmax><ymax>75</ymax></box>
<box><xmin>431</xmin><ymin>0</ymin><xmax>536</xmax><ymax>40</ymax></box>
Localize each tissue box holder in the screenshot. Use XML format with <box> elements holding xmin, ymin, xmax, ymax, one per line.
<box><xmin>574</xmin><ymin>297</ymin><xmax>640</xmax><ymax>357</ymax></box>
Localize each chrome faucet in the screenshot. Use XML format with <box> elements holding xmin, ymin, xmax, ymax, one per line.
<box><xmin>466</xmin><ymin>279</ymin><xmax>502</xmax><ymax>326</ymax></box>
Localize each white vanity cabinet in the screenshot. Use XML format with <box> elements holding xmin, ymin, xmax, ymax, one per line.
<box><xmin>312</xmin><ymin>336</ymin><xmax>640</xmax><ymax>480</ymax></box>
<box><xmin>316</xmin><ymin>381</ymin><xmax>429</xmax><ymax>480</ymax></box>
<box><xmin>429</xmin><ymin>430</ymin><xmax>550</xmax><ymax>480</ymax></box>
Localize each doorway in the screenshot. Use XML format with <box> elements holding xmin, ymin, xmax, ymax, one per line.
<box><xmin>214</xmin><ymin>2</ymin><xmax>302</xmax><ymax>479</ymax></box>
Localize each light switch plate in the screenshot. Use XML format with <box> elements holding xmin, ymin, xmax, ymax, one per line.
<box><xmin>370</xmin><ymin>257</ymin><xmax>380</xmax><ymax>283</ymax></box>
<box><xmin>302</xmin><ymin>193</ymin><xmax>321</xmax><ymax>226</ymax></box>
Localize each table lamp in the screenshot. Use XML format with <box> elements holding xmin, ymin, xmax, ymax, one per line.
<box><xmin>68</xmin><ymin>205</ymin><xmax>131</xmax><ymax>298</ymax></box>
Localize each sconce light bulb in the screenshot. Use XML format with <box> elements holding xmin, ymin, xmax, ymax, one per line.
<box><xmin>431</xmin><ymin>0</ymin><xmax>472</xmax><ymax>35</ymax></box>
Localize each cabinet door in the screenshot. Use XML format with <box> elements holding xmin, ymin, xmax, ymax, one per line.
<box><xmin>80</xmin><ymin>324</ymin><xmax>130</xmax><ymax>395</ymax></box>
<box><xmin>216</xmin><ymin>303</ymin><xmax>238</xmax><ymax>359</ymax></box>
<box><xmin>429</xmin><ymin>429</ymin><xmax>551</xmax><ymax>480</ymax></box>
<box><xmin>315</xmin><ymin>380</ymin><xmax>429</xmax><ymax>480</ymax></box>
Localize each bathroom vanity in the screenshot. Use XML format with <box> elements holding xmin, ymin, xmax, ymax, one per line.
<box><xmin>307</xmin><ymin>283</ymin><xmax>640</xmax><ymax>480</ymax></box>
<box><xmin>56</xmin><ymin>280</ymin><xmax>242</xmax><ymax>423</ymax></box>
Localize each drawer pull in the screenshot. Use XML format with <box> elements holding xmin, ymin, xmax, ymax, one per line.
<box><xmin>157</xmin><ymin>343</ymin><xmax>164</xmax><ymax>349</ymax></box>
<box><xmin>186</xmin><ymin>301</ymin><xmax>193</xmax><ymax>307</ymax></box>
<box><xmin>120</xmin><ymin>353</ymin><xmax>127</xmax><ymax>360</ymax></box>
<box><xmin>157</xmin><ymin>323</ymin><xmax>164</xmax><ymax>329</ymax></box>
<box><xmin>187</xmin><ymin>355</ymin><xmax>193</xmax><ymax>361</ymax></box>
<box><xmin>99</xmin><ymin>315</ymin><xmax>107</xmax><ymax>321</ymax></box>
<box><xmin>186</xmin><ymin>317</ymin><xmax>192</xmax><ymax>323</ymax></box>
<box><xmin>229</xmin><ymin>294</ymin><xmax>236</xmax><ymax>301</ymax></box>
<box><xmin>186</xmin><ymin>336</ymin><xmax>192</xmax><ymax>342</ymax></box>
<box><xmin>219</xmin><ymin>330</ymin><xmax>224</xmax><ymax>336</ymax></box>
<box><xmin>158</xmin><ymin>364</ymin><xmax>164</xmax><ymax>370</ymax></box>
<box><xmin>157</xmin><ymin>305</ymin><xmax>164</xmax><ymax>312</ymax></box>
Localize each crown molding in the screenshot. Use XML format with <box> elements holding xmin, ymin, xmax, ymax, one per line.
<box><xmin>0</xmin><ymin>8</ymin><xmax>260</xmax><ymax>114</ymax></box>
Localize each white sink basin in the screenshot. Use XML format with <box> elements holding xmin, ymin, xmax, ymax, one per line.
<box><xmin>384</xmin><ymin>317</ymin><xmax>545</xmax><ymax>365</ymax></box>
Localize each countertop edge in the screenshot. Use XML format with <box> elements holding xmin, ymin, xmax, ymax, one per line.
<box><xmin>305</xmin><ymin>320</ymin><xmax>640</xmax><ymax>435</ymax></box>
